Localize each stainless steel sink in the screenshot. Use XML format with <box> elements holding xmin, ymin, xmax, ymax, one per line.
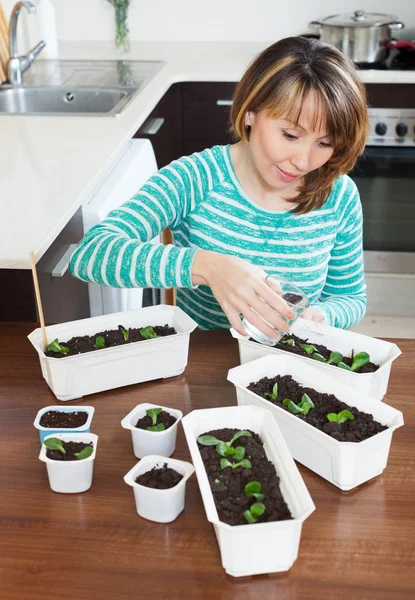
<box><xmin>0</xmin><ymin>86</ymin><xmax>134</xmax><ymax>116</ymax></box>
<box><xmin>0</xmin><ymin>59</ymin><xmax>164</xmax><ymax>116</ymax></box>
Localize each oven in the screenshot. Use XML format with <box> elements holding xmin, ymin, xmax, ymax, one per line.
<box><xmin>349</xmin><ymin>83</ymin><xmax>415</xmax><ymax>317</ymax></box>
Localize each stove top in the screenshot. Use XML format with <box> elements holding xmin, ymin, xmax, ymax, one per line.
<box><xmin>302</xmin><ymin>34</ymin><xmax>415</xmax><ymax>71</ymax></box>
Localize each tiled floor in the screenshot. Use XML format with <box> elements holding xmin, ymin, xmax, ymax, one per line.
<box><xmin>351</xmin><ymin>315</ymin><xmax>415</xmax><ymax>339</ymax></box>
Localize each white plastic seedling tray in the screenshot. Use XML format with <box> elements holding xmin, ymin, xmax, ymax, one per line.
<box><xmin>231</xmin><ymin>318</ymin><xmax>401</xmax><ymax>401</ymax></box>
<box><xmin>124</xmin><ymin>455</ymin><xmax>195</xmax><ymax>523</ymax></box>
<box><xmin>28</xmin><ymin>305</ymin><xmax>198</xmax><ymax>401</ymax></box>
<box><xmin>181</xmin><ymin>405</ymin><xmax>315</xmax><ymax>577</ymax></box>
<box><xmin>121</xmin><ymin>403</ymin><xmax>183</xmax><ymax>458</ymax></box>
<box><xmin>227</xmin><ymin>354</ymin><xmax>404</xmax><ymax>491</ymax></box>
<box><xmin>39</xmin><ymin>432</ymin><xmax>98</xmax><ymax>493</ymax></box>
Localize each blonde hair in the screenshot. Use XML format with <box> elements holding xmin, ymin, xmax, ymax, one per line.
<box><xmin>230</xmin><ymin>37</ymin><xmax>369</xmax><ymax>214</ymax></box>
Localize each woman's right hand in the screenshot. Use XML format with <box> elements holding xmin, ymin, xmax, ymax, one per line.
<box><xmin>191</xmin><ymin>250</ymin><xmax>294</xmax><ymax>338</ymax></box>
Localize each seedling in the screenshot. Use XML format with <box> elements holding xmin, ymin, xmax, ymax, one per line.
<box><xmin>338</xmin><ymin>352</ymin><xmax>370</xmax><ymax>372</ymax></box>
<box><xmin>198</xmin><ymin>430</ymin><xmax>252</xmax><ymax>463</ymax></box>
<box><xmin>312</xmin><ymin>352</ymin><xmax>326</xmax><ymax>362</ymax></box>
<box><xmin>220</xmin><ymin>458</ymin><xmax>252</xmax><ymax>470</ymax></box>
<box><xmin>120</xmin><ymin>326</ymin><xmax>129</xmax><ymax>341</ymax></box>
<box><xmin>44</xmin><ymin>437</ymin><xmax>66</xmax><ymax>453</ymax></box>
<box><xmin>47</xmin><ymin>338</ymin><xmax>69</xmax><ymax>355</ymax></box>
<box><xmin>282</xmin><ymin>338</ymin><xmax>295</xmax><ymax>346</ymax></box>
<box><xmin>43</xmin><ymin>438</ymin><xmax>93</xmax><ymax>460</ymax></box>
<box><xmin>139</xmin><ymin>326</ymin><xmax>158</xmax><ymax>340</ymax></box>
<box><xmin>326</xmin><ymin>410</ymin><xmax>355</xmax><ymax>424</ymax></box>
<box><xmin>146</xmin><ymin>407</ymin><xmax>165</xmax><ymax>432</ymax></box>
<box><xmin>244</xmin><ymin>502</ymin><xmax>265</xmax><ymax>524</ymax></box>
<box><xmin>328</xmin><ymin>351</ymin><xmax>343</xmax><ymax>365</ymax></box>
<box><xmin>93</xmin><ymin>336</ymin><xmax>106</xmax><ymax>349</ymax></box>
<box><xmin>300</xmin><ymin>343</ymin><xmax>317</xmax><ymax>355</ymax></box>
<box><xmin>245</xmin><ymin>481</ymin><xmax>264</xmax><ymax>501</ymax></box>
<box><xmin>282</xmin><ymin>393</ymin><xmax>315</xmax><ymax>416</ymax></box>
<box><xmin>265</xmin><ymin>383</ymin><xmax>278</xmax><ymax>400</ymax></box>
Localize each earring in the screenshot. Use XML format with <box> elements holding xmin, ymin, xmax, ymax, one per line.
<box><xmin>244</xmin><ymin>113</ymin><xmax>251</xmax><ymax>129</ymax></box>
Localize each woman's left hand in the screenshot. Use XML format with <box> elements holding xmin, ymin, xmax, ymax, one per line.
<box><xmin>300</xmin><ymin>306</ymin><xmax>326</xmax><ymax>323</ymax></box>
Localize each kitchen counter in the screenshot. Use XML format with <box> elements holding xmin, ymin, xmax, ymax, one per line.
<box><xmin>2</xmin><ymin>40</ymin><xmax>415</xmax><ymax>270</ymax></box>
<box><xmin>0</xmin><ymin>325</ymin><xmax>414</xmax><ymax>599</ymax></box>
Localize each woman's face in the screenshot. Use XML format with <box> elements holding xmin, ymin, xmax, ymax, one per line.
<box><xmin>246</xmin><ymin>92</ymin><xmax>335</xmax><ymax>191</ymax></box>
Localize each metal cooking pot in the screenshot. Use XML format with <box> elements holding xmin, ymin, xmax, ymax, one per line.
<box><xmin>309</xmin><ymin>10</ymin><xmax>415</xmax><ymax>64</ymax></box>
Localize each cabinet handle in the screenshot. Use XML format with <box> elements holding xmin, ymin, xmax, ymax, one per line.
<box><xmin>139</xmin><ymin>117</ymin><xmax>165</xmax><ymax>135</ymax></box>
<box><xmin>51</xmin><ymin>244</ymin><xmax>78</xmax><ymax>277</ymax></box>
<box><xmin>216</xmin><ymin>99</ymin><xmax>233</xmax><ymax>106</ymax></box>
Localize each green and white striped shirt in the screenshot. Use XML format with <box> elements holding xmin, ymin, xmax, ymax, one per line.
<box><xmin>70</xmin><ymin>144</ymin><xmax>366</xmax><ymax>330</ymax></box>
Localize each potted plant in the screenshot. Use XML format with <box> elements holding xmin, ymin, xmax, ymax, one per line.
<box><xmin>27</xmin><ymin>304</ymin><xmax>197</xmax><ymax>401</ymax></box>
<box><xmin>39</xmin><ymin>432</ymin><xmax>99</xmax><ymax>493</ymax></box>
<box><xmin>33</xmin><ymin>405</ymin><xmax>95</xmax><ymax>443</ymax></box>
<box><xmin>181</xmin><ymin>405</ymin><xmax>315</xmax><ymax>577</ymax></box>
<box><xmin>123</xmin><ymin>455</ymin><xmax>195</xmax><ymax>523</ymax></box>
<box><xmin>121</xmin><ymin>403</ymin><xmax>183</xmax><ymax>458</ymax></box>
<box><xmin>230</xmin><ymin>318</ymin><xmax>401</xmax><ymax>401</ymax></box>
<box><xmin>227</xmin><ymin>354</ymin><xmax>404</xmax><ymax>491</ymax></box>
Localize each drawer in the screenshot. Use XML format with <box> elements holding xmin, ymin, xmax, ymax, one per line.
<box><xmin>183</xmin><ymin>82</ymin><xmax>236</xmax><ymax>141</ymax></box>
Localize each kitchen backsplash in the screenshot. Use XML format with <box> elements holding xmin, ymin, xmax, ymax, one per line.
<box><xmin>2</xmin><ymin>0</ymin><xmax>414</xmax><ymax>47</ymax></box>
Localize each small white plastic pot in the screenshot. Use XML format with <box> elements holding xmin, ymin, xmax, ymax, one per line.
<box><xmin>27</xmin><ymin>304</ymin><xmax>198</xmax><ymax>401</ymax></box>
<box><xmin>39</xmin><ymin>432</ymin><xmax>98</xmax><ymax>493</ymax></box>
<box><xmin>181</xmin><ymin>404</ymin><xmax>315</xmax><ymax>577</ymax></box>
<box><xmin>33</xmin><ymin>405</ymin><xmax>95</xmax><ymax>443</ymax></box>
<box><xmin>123</xmin><ymin>455</ymin><xmax>195</xmax><ymax>523</ymax></box>
<box><xmin>230</xmin><ymin>318</ymin><xmax>401</xmax><ymax>401</ymax></box>
<box><xmin>227</xmin><ymin>354</ymin><xmax>404</xmax><ymax>491</ymax></box>
<box><xmin>121</xmin><ymin>403</ymin><xmax>183</xmax><ymax>459</ymax></box>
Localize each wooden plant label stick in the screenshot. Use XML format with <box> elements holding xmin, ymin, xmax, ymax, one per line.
<box><xmin>29</xmin><ymin>251</ymin><xmax>48</xmax><ymax>351</ymax></box>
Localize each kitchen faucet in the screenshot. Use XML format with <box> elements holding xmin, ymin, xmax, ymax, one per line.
<box><xmin>8</xmin><ymin>1</ymin><xmax>46</xmax><ymax>85</ymax></box>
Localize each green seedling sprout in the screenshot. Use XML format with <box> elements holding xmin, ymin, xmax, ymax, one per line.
<box><xmin>74</xmin><ymin>446</ymin><xmax>94</xmax><ymax>460</ymax></box>
<box><xmin>282</xmin><ymin>393</ymin><xmax>315</xmax><ymax>416</ymax></box>
<box><xmin>121</xmin><ymin>329</ymin><xmax>129</xmax><ymax>341</ymax></box>
<box><xmin>139</xmin><ymin>326</ymin><xmax>158</xmax><ymax>340</ymax></box>
<box><xmin>198</xmin><ymin>430</ymin><xmax>252</xmax><ymax>462</ymax></box>
<box><xmin>338</xmin><ymin>352</ymin><xmax>370</xmax><ymax>372</ymax></box>
<box><xmin>265</xmin><ymin>383</ymin><xmax>278</xmax><ymax>400</ymax></box>
<box><xmin>146</xmin><ymin>407</ymin><xmax>165</xmax><ymax>432</ymax></box>
<box><xmin>326</xmin><ymin>410</ymin><xmax>355</xmax><ymax>424</ymax></box>
<box><xmin>93</xmin><ymin>336</ymin><xmax>106</xmax><ymax>349</ymax></box>
<box><xmin>244</xmin><ymin>481</ymin><xmax>264</xmax><ymax>501</ymax></box>
<box><xmin>312</xmin><ymin>352</ymin><xmax>326</xmax><ymax>362</ymax></box>
<box><xmin>300</xmin><ymin>343</ymin><xmax>317</xmax><ymax>355</ymax></box>
<box><xmin>214</xmin><ymin>479</ymin><xmax>220</xmax><ymax>484</ymax></box>
<box><xmin>327</xmin><ymin>351</ymin><xmax>343</xmax><ymax>365</ymax></box>
<box><xmin>47</xmin><ymin>338</ymin><xmax>69</xmax><ymax>355</ymax></box>
<box><xmin>282</xmin><ymin>338</ymin><xmax>295</xmax><ymax>346</ymax></box>
<box><xmin>244</xmin><ymin>502</ymin><xmax>265</xmax><ymax>524</ymax></box>
<box><xmin>44</xmin><ymin>437</ymin><xmax>66</xmax><ymax>453</ymax></box>
<box><xmin>220</xmin><ymin>458</ymin><xmax>252</xmax><ymax>470</ymax></box>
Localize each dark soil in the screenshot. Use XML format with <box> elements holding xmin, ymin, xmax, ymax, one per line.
<box><xmin>282</xmin><ymin>293</ymin><xmax>303</xmax><ymax>305</ymax></box>
<box><xmin>198</xmin><ymin>428</ymin><xmax>292</xmax><ymax>526</ymax></box>
<box><xmin>46</xmin><ymin>440</ymin><xmax>93</xmax><ymax>461</ymax></box>
<box><xmin>45</xmin><ymin>324</ymin><xmax>176</xmax><ymax>358</ymax></box>
<box><xmin>39</xmin><ymin>410</ymin><xmax>88</xmax><ymax>428</ymax></box>
<box><xmin>247</xmin><ymin>375</ymin><xmax>388</xmax><ymax>442</ymax></box>
<box><xmin>136</xmin><ymin>410</ymin><xmax>177</xmax><ymax>431</ymax></box>
<box><xmin>135</xmin><ymin>464</ymin><xmax>183</xmax><ymax>489</ymax></box>
<box><xmin>251</xmin><ymin>333</ymin><xmax>379</xmax><ymax>374</ymax></box>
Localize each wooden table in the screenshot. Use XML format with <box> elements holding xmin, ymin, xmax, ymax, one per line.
<box><xmin>1</xmin><ymin>323</ymin><xmax>414</xmax><ymax>600</ymax></box>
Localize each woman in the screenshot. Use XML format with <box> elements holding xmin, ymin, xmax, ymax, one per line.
<box><xmin>70</xmin><ymin>36</ymin><xmax>368</xmax><ymax>341</ymax></box>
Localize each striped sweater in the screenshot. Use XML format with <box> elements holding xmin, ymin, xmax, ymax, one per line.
<box><xmin>70</xmin><ymin>144</ymin><xmax>366</xmax><ymax>330</ymax></box>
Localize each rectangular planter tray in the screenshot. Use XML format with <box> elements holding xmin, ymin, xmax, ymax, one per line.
<box><xmin>28</xmin><ymin>305</ymin><xmax>197</xmax><ymax>401</ymax></box>
<box><xmin>181</xmin><ymin>404</ymin><xmax>315</xmax><ymax>577</ymax></box>
<box><xmin>230</xmin><ymin>318</ymin><xmax>401</xmax><ymax>401</ymax></box>
<box><xmin>227</xmin><ymin>354</ymin><xmax>404</xmax><ymax>491</ymax></box>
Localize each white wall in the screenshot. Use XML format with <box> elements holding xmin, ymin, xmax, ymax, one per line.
<box><xmin>2</xmin><ymin>0</ymin><xmax>414</xmax><ymax>46</ymax></box>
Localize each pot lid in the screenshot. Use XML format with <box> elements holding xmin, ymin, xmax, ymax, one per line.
<box><xmin>316</xmin><ymin>10</ymin><xmax>399</xmax><ymax>28</ymax></box>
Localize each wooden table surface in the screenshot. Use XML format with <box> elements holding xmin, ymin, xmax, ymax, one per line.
<box><xmin>1</xmin><ymin>323</ymin><xmax>414</xmax><ymax>600</ymax></box>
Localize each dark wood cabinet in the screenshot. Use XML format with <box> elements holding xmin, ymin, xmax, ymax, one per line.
<box><xmin>1</xmin><ymin>209</ymin><xmax>90</xmax><ymax>324</ymax></box>
<box><xmin>182</xmin><ymin>82</ymin><xmax>236</xmax><ymax>155</ymax></box>
<box><xmin>134</xmin><ymin>83</ymin><xmax>184</xmax><ymax>168</ymax></box>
